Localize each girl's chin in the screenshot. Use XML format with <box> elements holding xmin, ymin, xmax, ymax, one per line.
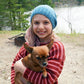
<box><xmin>38</xmin><ymin>36</ymin><xmax>45</xmax><ymax>39</ymax></box>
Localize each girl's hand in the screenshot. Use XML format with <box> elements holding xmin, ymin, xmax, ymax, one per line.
<box><xmin>14</xmin><ymin>59</ymin><xmax>26</xmax><ymax>74</ymax></box>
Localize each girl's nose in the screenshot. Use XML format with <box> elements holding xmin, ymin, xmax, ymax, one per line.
<box><xmin>38</xmin><ymin>23</ymin><xmax>44</xmax><ymax>30</ymax></box>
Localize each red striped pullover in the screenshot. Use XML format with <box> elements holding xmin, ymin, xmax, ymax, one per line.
<box><xmin>11</xmin><ymin>41</ymin><xmax>65</xmax><ymax>84</ymax></box>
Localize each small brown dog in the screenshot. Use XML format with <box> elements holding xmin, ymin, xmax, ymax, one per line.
<box><xmin>15</xmin><ymin>39</ymin><xmax>53</xmax><ymax>84</ymax></box>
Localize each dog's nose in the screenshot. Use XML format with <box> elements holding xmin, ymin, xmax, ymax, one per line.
<box><xmin>43</xmin><ymin>62</ymin><xmax>47</xmax><ymax>66</ymax></box>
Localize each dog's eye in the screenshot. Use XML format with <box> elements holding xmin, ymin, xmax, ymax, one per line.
<box><xmin>36</xmin><ymin>57</ymin><xmax>41</xmax><ymax>60</ymax></box>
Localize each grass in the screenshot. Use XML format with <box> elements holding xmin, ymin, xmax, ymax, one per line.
<box><xmin>56</xmin><ymin>33</ymin><xmax>84</xmax><ymax>46</ymax></box>
<box><xmin>0</xmin><ymin>30</ymin><xmax>84</xmax><ymax>46</ymax></box>
<box><xmin>0</xmin><ymin>30</ymin><xmax>25</xmax><ymax>35</ymax></box>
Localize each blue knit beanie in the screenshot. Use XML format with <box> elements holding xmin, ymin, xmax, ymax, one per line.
<box><xmin>30</xmin><ymin>5</ymin><xmax>57</xmax><ymax>29</ymax></box>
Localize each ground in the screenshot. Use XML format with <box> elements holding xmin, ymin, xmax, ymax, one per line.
<box><xmin>0</xmin><ymin>32</ymin><xmax>84</xmax><ymax>84</ymax></box>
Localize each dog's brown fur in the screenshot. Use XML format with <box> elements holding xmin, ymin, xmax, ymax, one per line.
<box><xmin>15</xmin><ymin>39</ymin><xmax>54</xmax><ymax>84</ymax></box>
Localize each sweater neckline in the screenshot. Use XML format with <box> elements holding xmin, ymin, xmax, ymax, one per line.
<box><xmin>40</xmin><ymin>40</ymin><xmax>51</xmax><ymax>45</ymax></box>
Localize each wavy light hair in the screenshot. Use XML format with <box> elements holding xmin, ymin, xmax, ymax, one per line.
<box><xmin>25</xmin><ymin>26</ymin><xmax>60</xmax><ymax>46</ymax></box>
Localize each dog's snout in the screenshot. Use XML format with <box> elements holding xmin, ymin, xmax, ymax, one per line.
<box><xmin>43</xmin><ymin>62</ymin><xmax>47</xmax><ymax>66</ymax></box>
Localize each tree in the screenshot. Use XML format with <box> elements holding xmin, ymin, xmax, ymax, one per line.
<box><xmin>0</xmin><ymin>0</ymin><xmax>9</xmax><ymax>30</ymax></box>
<box><xmin>0</xmin><ymin>0</ymin><xmax>55</xmax><ymax>30</ymax></box>
<box><xmin>77</xmin><ymin>0</ymin><xmax>82</xmax><ymax>5</ymax></box>
<box><xmin>38</xmin><ymin>0</ymin><xmax>54</xmax><ymax>7</ymax></box>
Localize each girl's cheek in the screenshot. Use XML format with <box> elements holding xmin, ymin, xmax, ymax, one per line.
<box><xmin>33</xmin><ymin>26</ymin><xmax>37</xmax><ymax>31</ymax></box>
<box><xmin>32</xmin><ymin>23</ymin><xmax>37</xmax><ymax>28</ymax></box>
<box><xmin>33</xmin><ymin>25</ymin><xmax>37</xmax><ymax>28</ymax></box>
<box><xmin>45</xmin><ymin>25</ymin><xmax>52</xmax><ymax>29</ymax></box>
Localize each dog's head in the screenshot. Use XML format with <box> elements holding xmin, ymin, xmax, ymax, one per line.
<box><xmin>24</xmin><ymin>39</ymin><xmax>54</xmax><ymax>67</ymax></box>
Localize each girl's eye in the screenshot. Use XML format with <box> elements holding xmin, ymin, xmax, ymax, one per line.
<box><xmin>34</xmin><ymin>21</ymin><xmax>39</xmax><ymax>25</ymax></box>
<box><xmin>44</xmin><ymin>21</ymin><xmax>49</xmax><ymax>24</ymax></box>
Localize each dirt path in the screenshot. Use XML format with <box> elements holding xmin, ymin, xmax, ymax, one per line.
<box><xmin>0</xmin><ymin>33</ymin><xmax>84</xmax><ymax>84</ymax></box>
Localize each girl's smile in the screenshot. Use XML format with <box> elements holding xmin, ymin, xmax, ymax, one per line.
<box><xmin>32</xmin><ymin>14</ymin><xmax>52</xmax><ymax>41</ymax></box>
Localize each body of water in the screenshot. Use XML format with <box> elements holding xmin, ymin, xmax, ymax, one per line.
<box><xmin>54</xmin><ymin>6</ymin><xmax>84</xmax><ymax>34</ymax></box>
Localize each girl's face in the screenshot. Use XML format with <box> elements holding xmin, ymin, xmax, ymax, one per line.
<box><xmin>32</xmin><ymin>14</ymin><xmax>52</xmax><ymax>39</ymax></box>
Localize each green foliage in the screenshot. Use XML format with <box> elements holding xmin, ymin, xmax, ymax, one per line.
<box><xmin>0</xmin><ymin>0</ymin><xmax>54</xmax><ymax>30</ymax></box>
<box><xmin>0</xmin><ymin>0</ymin><xmax>9</xmax><ymax>30</ymax></box>
<box><xmin>38</xmin><ymin>0</ymin><xmax>54</xmax><ymax>7</ymax></box>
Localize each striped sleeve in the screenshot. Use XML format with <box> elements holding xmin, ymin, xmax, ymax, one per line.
<box><xmin>23</xmin><ymin>41</ymin><xmax>65</xmax><ymax>84</ymax></box>
<box><xmin>46</xmin><ymin>41</ymin><xmax>65</xmax><ymax>83</ymax></box>
<box><xmin>11</xmin><ymin>45</ymin><xmax>27</xmax><ymax>84</ymax></box>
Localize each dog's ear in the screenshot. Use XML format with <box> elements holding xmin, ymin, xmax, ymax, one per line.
<box><xmin>47</xmin><ymin>39</ymin><xmax>54</xmax><ymax>50</ymax></box>
<box><xmin>24</xmin><ymin>43</ymin><xmax>33</xmax><ymax>53</ymax></box>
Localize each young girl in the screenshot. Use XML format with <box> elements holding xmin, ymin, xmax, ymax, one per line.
<box><xmin>11</xmin><ymin>5</ymin><xmax>65</xmax><ymax>84</ymax></box>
